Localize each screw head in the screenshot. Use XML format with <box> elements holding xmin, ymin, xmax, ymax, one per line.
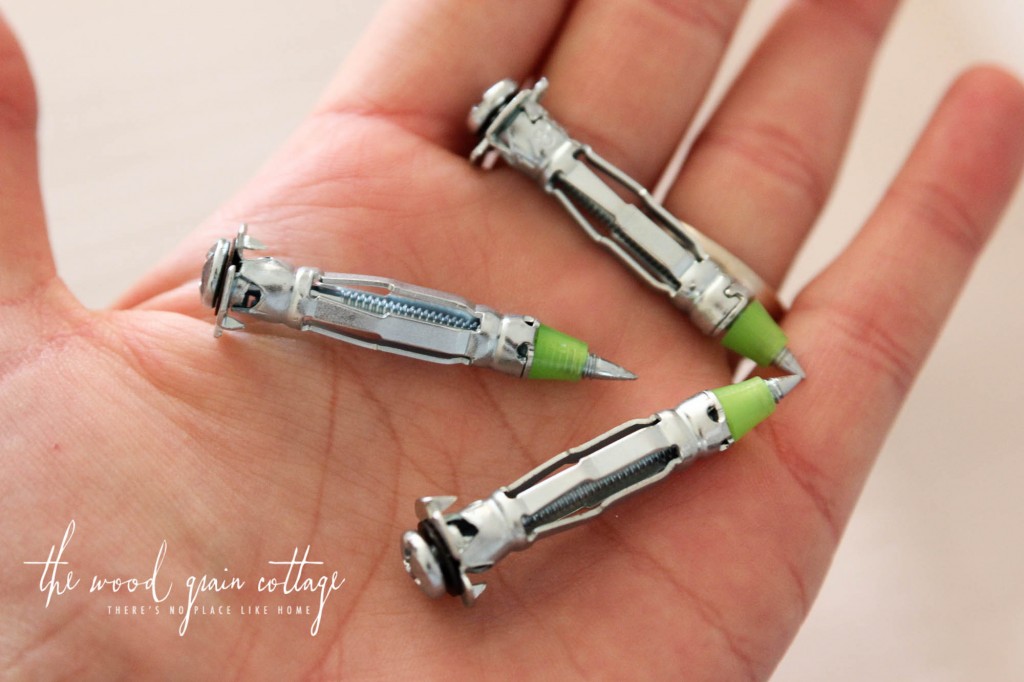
<box><xmin>467</xmin><ymin>79</ymin><xmax>519</xmax><ymax>135</ymax></box>
<box><xmin>401</xmin><ymin>531</ymin><xmax>446</xmax><ymax>599</ymax></box>
<box><xmin>200</xmin><ymin>238</ymin><xmax>232</xmax><ymax>310</ymax></box>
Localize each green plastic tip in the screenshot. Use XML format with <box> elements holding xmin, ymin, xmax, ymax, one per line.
<box><xmin>710</xmin><ymin>377</ymin><xmax>778</xmax><ymax>441</ymax></box>
<box><xmin>528</xmin><ymin>324</ymin><xmax>588</xmax><ymax>381</ymax></box>
<box><xmin>721</xmin><ymin>301</ymin><xmax>788</xmax><ymax>367</ymax></box>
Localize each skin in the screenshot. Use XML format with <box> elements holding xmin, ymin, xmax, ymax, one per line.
<box><xmin>2</xmin><ymin>0</ymin><xmax>1023</xmax><ymax>679</ymax></box>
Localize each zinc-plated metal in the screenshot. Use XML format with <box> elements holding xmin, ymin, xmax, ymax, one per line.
<box><xmin>199</xmin><ymin>225</ymin><xmax>633</xmax><ymax>380</ymax></box>
<box><xmin>401</xmin><ymin>376</ymin><xmax>798</xmax><ymax>605</ymax></box>
<box><xmin>468</xmin><ymin>77</ymin><xmax>780</xmax><ymax>337</ymax></box>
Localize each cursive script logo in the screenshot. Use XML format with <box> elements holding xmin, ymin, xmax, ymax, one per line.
<box><xmin>22</xmin><ymin>520</ymin><xmax>345</xmax><ymax>636</ymax></box>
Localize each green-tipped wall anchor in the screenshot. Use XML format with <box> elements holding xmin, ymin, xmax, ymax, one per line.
<box><xmin>468</xmin><ymin>77</ymin><xmax>804</xmax><ymax>376</ymax></box>
<box><xmin>401</xmin><ymin>373</ymin><xmax>802</xmax><ymax>605</ymax></box>
<box><xmin>202</xmin><ymin>226</ymin><xmax>636</xmax><ymax>382</ymax></box>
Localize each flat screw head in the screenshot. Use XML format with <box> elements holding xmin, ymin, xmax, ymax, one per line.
<box><xmin>200</xmin><ymin>238</ymin><xmax>232</xmax><ymax>310</ymax></box>
<box><xmin>401</xmin><ymin>531</ymin><xmax>446</xmax><ymax>599</ymax></box>
<box><xmin>467</xmin><ymin>79</ymin><xmax>519</xmax><ymax>135</ymax></box>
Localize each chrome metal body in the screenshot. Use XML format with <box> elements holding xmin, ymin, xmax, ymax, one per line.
<box><xmin>402</xmin><ymin>375</ymin><xmax>799</xmax><ymax>605</ymax></box>
<box><xmin>469</xmin><ymin>78</ymin><xmax>778</xmax><ymax>336</ymax></box>
<box><xmin>200</xmin><ymin>226</ymin><xmax>542</xmax><ymax>377</ymax></box>
<box><xmin>402</xmin><ymin>390</ymin><xmax>732</xmax><ymax>606</ymax></box>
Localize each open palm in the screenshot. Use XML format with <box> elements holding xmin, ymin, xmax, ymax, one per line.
<box><xmin>4</xmin><ymin>1</ymin><xmax>1023</xmax><ymax>679</ymax></box>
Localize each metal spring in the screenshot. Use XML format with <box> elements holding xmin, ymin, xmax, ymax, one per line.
<box><xmin>554</xmin><ymin>175</ymin><xmax>683</xmax><ymax>290</ymax></box>
<box><xmin>521</xmin><ymin>446</ymin><xmax>680</xmax><ymax>532</ymax></box>
<box><xmin>330</xmin><ymin>287</ymin><xmax>481</xmax><ymax>330</ymax></box>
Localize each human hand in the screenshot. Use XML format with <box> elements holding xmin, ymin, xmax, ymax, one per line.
<box><xmin>3</xmin><ymin>1</ymin><xmax>1023</xmax><ymax>679</ymax></box>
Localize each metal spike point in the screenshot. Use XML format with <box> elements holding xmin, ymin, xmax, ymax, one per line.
<box><xmin>460</xmin><ymin>581</ymin><xmax>487</xmax><ymax>606</ymax></box>
<box><xmin>415</xmin><ymin>496</ymin><xmax>458</xmax><ymax>520</ymax></box>
<box><xmin>220</xmin><ymin>316</ymin><xmax>245</xmax><ymax>331</ymax></box>
<box><xmin>773</xmin><ymin>347</ymin><xmax>805</xmax><ymax>378</ymax></box>
<box><xmin>582</xmin><ymin>354</ymin><xmax>638</xmax><ymax>381</ymax></box>
<box><xmin>241</xmin><ymin>235</ymin><xmax>266</xmax><ymax>251</ymax></box>
<box><xmin>766</xmin><ymin>374</ymin><xmax>803</xmax><ymax>403</ymax></box>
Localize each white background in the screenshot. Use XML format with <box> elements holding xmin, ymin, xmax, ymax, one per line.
<box><xmin>4</xmin><ymin>1</ymin><xmax>1022</xmax><ymax>679</ymax></box>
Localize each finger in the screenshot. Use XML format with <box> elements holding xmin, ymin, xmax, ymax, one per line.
<box><xmin>0</xmin><ymin>15</ymin><xmax>52</xmax><ymax>297</ymax></box>
<box><xmin>317</xmin><ymin>0</ymin><xmax>571</xmax><ymax>150</ymax></box>
<box><xmin>598</xmin><ymin>68</ymin><xmax>1024</xmax><ymax>676</ymax></box>
<box><xmin>666</xmin><ymin>0</ymin><xmax>899</xmax><ymax>287</ymax></box>
<box><xmin>775</xmin><ymin>67</ymin><xmax>1024</xmax><ymax>530</ymax></box>
<box><xmin>539</xmin><ymin>0</ymin><xmax>747</xmax><ymax>185</ymax></box>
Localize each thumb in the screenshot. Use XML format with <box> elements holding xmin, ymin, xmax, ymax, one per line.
<box><xmin>0</xmin><ymin>14</ymin><xmax>53</xmax><ymax>300</ymax></box>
